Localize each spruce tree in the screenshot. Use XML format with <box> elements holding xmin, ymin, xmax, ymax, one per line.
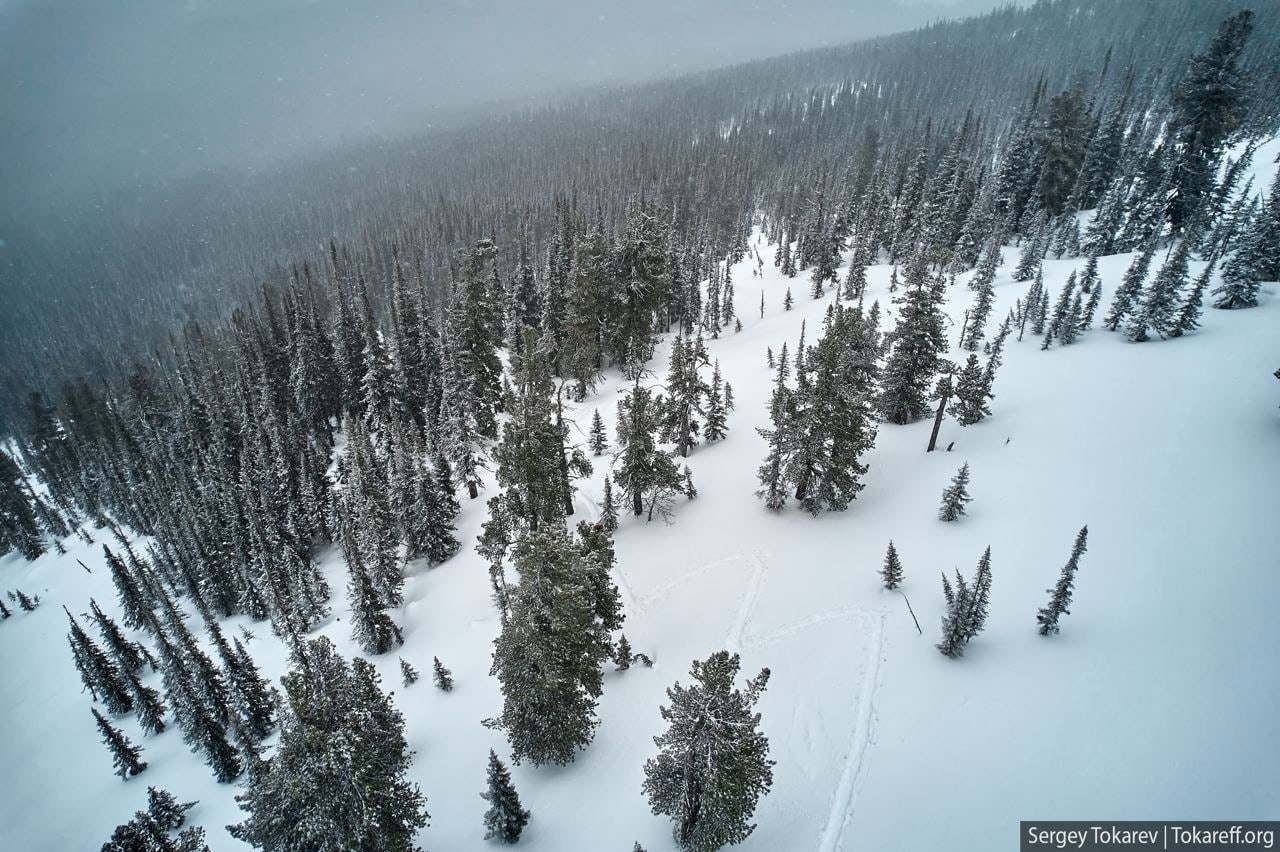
<box><xmin>1128</xmin><ymin>241</ymin><xmax>1190</xmax><ymax>341</ymax></box>
<box><xmin>400</xmin><ymin>658</ymin><xmax>420</xmax><ymax>687</ymax></box>
<box><xmin>488</xmin><ymin>523</ymin><xmax>613</xmax><ymax>765</ymax></box>
<box><xmin>615</xmin><ymin>378</ymin><xmax>687</xmax><ymax>521</ymax></box>
<box><xmin>93</xmin><ymin>707</ymin><xmax>148</xmax><ymax>780</ymax></box>
<box><xmin>16</xmin><ymin>589</ymin><xmax>39</xmax><ymax>612</ymax></box>
<box><xmin>939</xmin><ymin>463</ymin><xmax>973</xmax><ymax>522</ymax></box>
<box><xmin>1166</xmin><ymin>9</ymin><xmax>1254</xmax><ymax>232</ymax></box>
<box><xmin>881</xmin><ymin>541</ymin><xmax>904</xmax><ymax>591</ymax></box>
<box><xmin>704</xmin><ymin>361</ymin><xmax>728</xmax><ymax>444</ymax></box>
<box><xmin>1104</xmin><ymin>240</ymin><xmax>1156</xmax><ymax>331</ymax></box>
<box><xmin>643</xmin><ymin>652</ymin><xmax>773</xmax><ymax>852</ymax></box>
<box><xmin>600</xmin><ymin>474</ymin><xmax>619</xmax><ymax>533</ymax></box>
<box><xmin>615</xmin><ymin>634</ymin><xmax>634</xmax><ymax>670</ymax></box>
<box><xmin>878</xmin><ymin>260</ymin><xmax>946</xmax><ymax>425</ymax></box>
<box><xmin>67</xmin><ymin>606</ymin><xmax>135</xmax><ymax>715</ymax></box>
<box><xmin>952</xmin><ymin>354</ymin><xmax>991</xmax><ymax>426</ymax></box>
<box><xmin>433</xmin><ymin>656</ymin><xmax>454</xmax><ymax>692</ymax></box>
<box><xmin>231</xmin><ymin>637</ymin><xmax>428</xmax><ymax>851</ymax></box>
<box><xmin>1170</xmin><ymin>260</ymin><xmax>1215</xmax><ymax>337</ymax></box>
<box><xmin>589</xmin><ymin>409</ymin><xmax>609</xmax><ymax>456</ymax></box>
<box><xmin>480</xmin><ymin>749</ymin><xmax>532</xmax><ymax>844</ymax></box>
<box><xmin>1038</xmin><ymin>525</ymin><xmax>1088</xmax><ymax>636</ymax></box>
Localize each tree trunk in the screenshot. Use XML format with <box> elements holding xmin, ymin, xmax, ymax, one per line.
<box><xmin>927</xmin><ymin>387</ymin><xmax>950</xmax><ymax>453</ymax></box>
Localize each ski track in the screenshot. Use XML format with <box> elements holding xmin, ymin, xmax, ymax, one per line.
<box><xmin>740</xmin><ymin>606</ymin><xmax>871</xmax><ymax>651</ymax></box>
<box><xmin>725</xmin><ymin>552</ymin><xmax>768</xmax><ymax>653</ymax></box>
<box><xmin>632</xmin><ymin>552</ymin><xmax>749</xmax><ymax>610</ymax></box>
<box><xmin>816</xmin><ymin>612</ymin><xmax>886</xmax><ymax>852</ymax></box>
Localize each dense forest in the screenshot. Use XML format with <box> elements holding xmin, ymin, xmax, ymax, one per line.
<box><xmin>1</xmin><ymin>0</ymin><xmax>1277</xmax><ymax>430</ymax></box>
<box><xmin>2</xmin><ymin>0</ymin><xmax>1278</xmax><ymax>849</ymax></box>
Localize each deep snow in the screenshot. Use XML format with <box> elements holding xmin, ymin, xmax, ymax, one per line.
<box><xmin>2</xmin><ymin>139</ymin><xmax>1278</xmax><ymax>852</ymax></box>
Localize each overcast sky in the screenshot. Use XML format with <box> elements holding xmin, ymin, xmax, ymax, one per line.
<box><xmin>0</xmin><ymin>0</ymin><xmax>1002</xmax><ymax>215</ymax></box>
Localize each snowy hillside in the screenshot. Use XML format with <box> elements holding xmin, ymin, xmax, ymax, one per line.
<box><xmin>3</xmin><ymin>142</ymin><xmax>1279</xmax><ymax>852</ymax></box>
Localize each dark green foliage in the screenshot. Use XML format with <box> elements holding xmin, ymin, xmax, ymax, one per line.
<box><xmin>952</xmin><ymin>354</ymin><xmax>991</xmax><ymax>426</ymax></box>
<box><xmin>1171</xmin><ymin>260</ymin><xmax>1215</xmax><ymax>336</ymax></box>
<box><xmin>661</xmin><ymin>334</ymin><xmax>711</xmax><ymax>458</ymax></box>
<box><xmin>881</xmin><ymin>540</ymin><xmax>904</xmax><ymax>591</ymax></box>
<box><xmin>939</xmin><ymin>463</ymin><xmax>973</xmax><ymax>522</ymax></box>
<box><xmin>102</xmin><ymin>788</ymin><xmax>207</xmax><ymax>852</ymax></box>
<box><xmin>400</xmin><ymin>658</ymin><xmax>420</xmax><ymax>687</ymax></box>
<box><xmin>432</xmin><ymin>656</ymin><xmax>453</xmax><ymax>692</ymax></box>
<box><xmin>0</xmin><ymin>448</ymin><xmax>45</xmax><ymax>560</ymax></box>
<box><xmin>589</xmin><ymin>409</ymin><xmax>609</xmax><ymax>456</ymax></box>
<box><xmin>1167</xmin><ymin>9</ymin><xmax>1255</xmax><ymax>232</ymax></box>
<box><xmin>93</xmin><ymin>707</ymin><xmax>148</xmax><ymax>780</ymax></box>
<box><xmin>615</xmin><ymin>378</ymin><xmax>687</xmax><ymax>521</ymax></box>
<box><xmin>488</xmin><ymin>523</ymin><xmax>614</xmax><ymax>765</ymax></box>
<box><xmin>783</xmin><ymin>305</ymin><xmax>879</xmax><ymax>514</ymax></box>
<box><xmin>1104</xmin><ymin>241</ymin><xmax>1157</xmax><ymax>331</ymax></box>
<box><xmin>704</xmin><ymin>361</ymin><xmax>728</xmax><ymax>444</ymax></box>
<box><xmin>643</xmin><ymin>652</ymin><xmax>773</xmax><ymax>852</ymax></box>
<box><xmin>937</xmin><ymin>547</ymin><xmax>993</xmax><ymax>658</ymax></box>
<box><xmin>878</xmin><ymin>261</ymin><xmax>946</xmax><ymax>425</ymax></box>
<box><xmin>1038</xmin><ymin>525</ymin><xmax>1088</xmax><ymax>636</ymax></box>
<box><xmin>16</xmin><ymin>588</ymin><xmax>39</xmax><ymax>612</ymax></box>
<box><xmin>481</xmin><ymin>750</ymin><xmax>531</xmax><ymax>844</ymax></box>
<box><xmin>615</xmin><ymin>634</ymin><xmax>634</xmax><ymax>670</ymax></box>
<box><xmin>68</xmin><ymin>606</ymin><xmax>135</xmax><ymax>715</ymax></box>
<box><xmin>600</xmin><ymin>474</ymin><xmax>619</xmax><ymax>533</ymax></box>
<box><xmin>231</xmin><ymin>636</ymin><xmax>428</xmax><ymax>851</ymax></box>
<box><xmin>1127</xmin><ymin>241</ymin><xmax>1190</xmax><ymax>341</ymax></box>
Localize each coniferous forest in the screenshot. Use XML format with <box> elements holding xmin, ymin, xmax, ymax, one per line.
<box><xmin>2</xmin><ymin>1</ymin><xmax>1279</xmax><ymax>849</ymax></box>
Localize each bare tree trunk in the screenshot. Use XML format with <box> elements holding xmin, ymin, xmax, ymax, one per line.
<box><xmin>927</xmin><ymin>382</ymin><xmax>951</xmax><ymax>453</ymax></box>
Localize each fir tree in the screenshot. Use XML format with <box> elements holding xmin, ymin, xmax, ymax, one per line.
<box><xmin>147</xmin><ymin>786</ymin><xmax>197</xmax><ymax>832</ymax></box>
<box><xmin>704</xmin><ymin>361</ymin><xmax>728</xmax><ymax>444</ymax></box>
<box><xmin>67</xmin><ymin>606</ymin><xmax>135</xmax><ymax>715</ymax></box>
<box><xmin>967</xmin><ymin>546</ymin><xmax>993</xmax><ymax>639</ymax></box>
<box><xmin>881</xmin><ymin>541</ymin><xmax>904</xmax><ymax>591</ymax></box>
<box><xmin>480</xmin><ymin>750</ymin><xmax>531</xmax><ymax>844</ymax></box>
<box><xmin>939</xmin><ymin>462</ymin><xmax>973</xmax><ymax>522</ymax></box>
<box><xmin>400</xmin><ymin>658</ymin><xmax>420</xmax><ymax>687</ymax></box>
<box><xmin>345</xmin><ymin>537</ymin><xmax>403</xmax><ymax>656</ymax></box>
<box><xmin>589</xmin><ymin>409</ymin><xmax>609</xmax><ymax>456</ymax></box>
<box><xmin>600</xmin><ymin>474</ymin><xmax>619</xmax><ymax>533</ymax></box>
<box><xmin>615</xmin><ymin>634</ymin><xmax>634</xmax><ymax>671</ymax></box>
<box><xmin>16</xmin><ymin>589</ymin><xmax>39</xmax><ymax>612</ymax></box>
<box><xmin>93</xmin><ymin>707</ymin><xmax>148</xmax><ymax>780</ymax></box>
<box><xmin>1104</xmin><ymin>241</ymin><xmax>1157</xmax><ymax>331</ymax></box>
<box><xmin>1128</xmin><ymin>241</ymin><xmax>1190</xmax><ymax>341</ymax></box>
<box><xmin>1038</xmin><ymin>525</ymin><xmax>1088</xmax><ymax>636</ymax></box>
<box><xmin>643</xmin><ymin>652</ymin><xmax>773</xmax><ymax>852</ymax></box>
<box><xmin>488</xmin><ymin>523</ymin><xmax>613</xmax><ymax>765</ymax></box>
<box><xmin>878</xmin><ymin>261</ymin><xmax>946</xmax><ymax>425</ymax></box>
<box><xmin>1170</xmin><ymin>260</ymin><xmax>1215</xmax><ymax>337</ymax></box>
<box><xmin>433</xmin><ymin>656</ymin><xmax>454</xmax><ymax>692</ymax></box>
<box><xmin>127</xmin><ymin>668</ymin><xmax>169</xmax><ymax>736</ymax></box>
<box><xmin>231</xmin><ymin>637</ymin><xmax>428</xmax><ymax>851</ymax></box>
<box><xmin>1166</xmin><ymin>9</ymin><xmax>1254</xmax><ymax>232</ymax></box>
<box><xmin>952</xmin><ymin>354</ymin><xmax>991</xmax><ymax>426</ymax></box>
<box><xmin>615</xmin><ymin>378</ymin><xmax>687</xmax><ymax>521</ymax></box>
<box><xmin>783</xmin><ymin>288</ymin><xmax>793</xmax><ymax>311</ymax></box>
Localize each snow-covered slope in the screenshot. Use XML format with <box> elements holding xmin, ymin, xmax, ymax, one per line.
<box><xmin>2</xmin><ymin>150</ymin><xmax>1278</xmax><ymax>851</ymax></box>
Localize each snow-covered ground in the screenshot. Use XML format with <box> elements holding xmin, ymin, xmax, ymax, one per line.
<box><xmin>2</xmin><ymin>142</ymin><xmax>1278</xmax><ymax>851</ymax></box>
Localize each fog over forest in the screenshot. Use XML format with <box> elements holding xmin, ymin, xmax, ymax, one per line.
<box><xmin>0</xmin><ymin>0</ymin><xmax>997</xmax><ymax>217</ymax></box>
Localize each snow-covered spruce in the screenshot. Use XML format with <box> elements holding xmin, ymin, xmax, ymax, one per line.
<box><xmin>643</xmin><ymin>651</ymin><xmax>774</xmax><ymax>852</ymax></box>
<box><xmin>481</xmin><ymin>749</ymin><xmax>532</xmax><ymax>844</ymax></box>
